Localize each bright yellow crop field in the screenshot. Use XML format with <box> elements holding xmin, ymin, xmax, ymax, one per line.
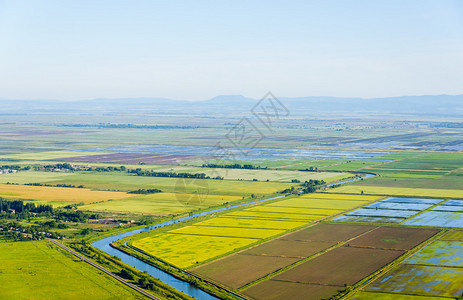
<box><xmin>224</xmin><ymin>211</ymin><xmax>323</xmax><ymax>221</ymax></box>
<box><xmin>195</xmin><ymin>217</ymin><xmax>307</xmax><ymax>230</ymax></box>
<box><xmin>309</xmin><ymin>193</ymin><xmax>381</xmax><ymax>201</ymax></box>
<box><xmin>323</xmin><ymin>186</ymin><xmax>463</xmax><ymax>198</ymax></box>
<box><xmin>170</xmin><ymin>225</ymin><xmax>285</xmax><ymax>239</ymax></box>
<box><xmin>0</xmin><ymin>184</ymin><xmax>132</xmax><ymax>206</ymax></box>
<box><xmin>81</xmin><ymin>192</ymin><xmax>242</xmax><ymax>215</ymax></box>
<box><xmin>246</xmin><ymin>206</ymin><xmax>342</xmax><ymax>216</ymax></box>
<box><xmin>132</xmin><ymin>233</ymin><xmax>257</xmax><ymax>268</ymax></box>
<box><xmin>267</xmin><ymin>198</ymin><xmax>370</xmax><ymax>210</ymax></box>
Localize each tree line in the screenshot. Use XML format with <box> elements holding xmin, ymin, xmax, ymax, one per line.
<box><xmin>128</xmin><ymin>169</ymin><xmax>223</xmax><ymax>180</ymax></box>
<box><xmin>0</xmin><ymin>198</ymin><xmax>53</xmax><ymax>214</ymax></box>
<box><xmin>202</xmin><ymin>163</ymin><xmax>267</xmax><ymax>170</ymax></box>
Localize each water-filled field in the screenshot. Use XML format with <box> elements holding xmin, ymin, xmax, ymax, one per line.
<box><xmin>324</xmin><ymin>186</ymin><xmax>463</xmax><ymax>198</ymax></box>
<box><xmin>403</xmin><ymin>211</ymin><xmax>463</xmax><ymax>228</ymax></box>
<box><xmin>360</xmin><ymin>230</ymin><xmax>463</xmax><ymax>298</ymax></box>
<box><xmin>82</xmin><ymin>144</ymin><xmax>390</xmax><ymax>161</ymax></box>
<box><xmin>333</xmin><ymin>197</ymin><xmax>447</xmax><ymax>224</ymax></box>
<box><xmin>193</xmin><ymin>223</ymin><xmax>437</xmax><ymax>300</ymax></box>
<box><xmin>367</xmin><ymin>265</ymin><xmax>463</xmax><ymax>297</ymax></box>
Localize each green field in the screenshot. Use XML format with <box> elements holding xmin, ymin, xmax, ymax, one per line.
<box><xmin>321</xmin><ymin>160</ymin><xmax>385</xmax><ymax>171</ymax></box>
<box><xmin>81</xmin><ymin>193</ymin><xmax>242</xmax><ymax>215</ymax></box>
<box><xmin>0</xmin><ymin>241</ymin><xmax>144</xmax><ymax>300</ymax></box>
<box><xmin>152</xmin><ymin>166</ymin><xmax>350</xmax><ymax>183</ymax></box>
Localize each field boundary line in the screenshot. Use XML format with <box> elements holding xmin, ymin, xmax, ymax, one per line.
<box><xmin>345</xmin><ymin>290</ymin><xmax>454</xmax><ymax>300</ymax></box>
<box><xmin>400</xmin><ymin>262</ymin><xmax>463</xmax><ymax>269</ymax></box>
<box><xmin>47</xmin><ymin>239</ymin><xmax>160</xmax><ymax>300</ymax></box>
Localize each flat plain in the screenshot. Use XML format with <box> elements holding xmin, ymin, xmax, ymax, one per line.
<box><xmin>0</xmin><ymin>241</ymin><xmax>145</xmax><ymax>300</ymax></box>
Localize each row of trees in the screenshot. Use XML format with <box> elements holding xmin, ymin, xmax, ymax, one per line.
<box><xmin>128</xmin><ymin>188</ymin><xmax>162</xmax><ymax>194</ymax></box>
<box><xmin>25</xmin><ymin>183</ymin><xmax>85</xmax><ymax>188</ymax></box>
<box><xmin>0</xmin><ymin>198</ymin><xmax>53</xmax><ymax>214</ymax></box>
<box><xmin>201</xmin><ymin>163</ymin><xmax>266</xmax><ymax>170</ymax></box>
<box><xmin>128</xmin><ymin>169</ymin><xmax>223</xmax><ymax>180</ymax></box>
<box><xmin>0</xmin><ymin>165</ymin><xmax>30</xmax><ymax>170</ymax></box>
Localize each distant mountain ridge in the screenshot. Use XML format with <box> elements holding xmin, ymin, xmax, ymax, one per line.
<box><xmin>0</xmin><ymin>94</ymin><xmax>462</xmax><ymax>116</ymax></box>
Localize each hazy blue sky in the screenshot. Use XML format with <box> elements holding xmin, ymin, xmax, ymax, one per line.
<box><xmin>0</xmin><ymin>0</ymin><xmax>462</xmax><ymax>100</ymax></box>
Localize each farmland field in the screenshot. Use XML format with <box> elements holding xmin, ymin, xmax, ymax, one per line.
<box><xmin>405</xmin><ymin>240</ymin><xmax>463</xmax><ymax>267</ymax></box>
<box><xmin>193</xmin><ymin>223</ymin><xmax>375</xmax><ymax>289</ymax></box>
<box><xmin>347</xmin><ymin>227</ymin><xmax>440</xmax><ymax>250</ymax></box>
<box><xmin>2</xmin><ymin>110</ymin><xmax>463</xmax><ymax>300</ymax></box>
<box><xmin>235</xmin><ymin>224</ymin><xmax>439</xmax><ymax>300</ymax></box>
<box><xmin>1</xmin><ymin>150</ymin><xmax>109</xmax><ymax>160</ymax></box>
<box><xmin>402</xmin><ymin>211</ymin><xmax>463</xmax><ymax>228</ymax></box>
<box><xmin>268</xmin><ymin>197</ymin><xmax>374</xmax><ymax>210</ymax></box>
<box><xmin>80</xmin><ymin>193</ymin><xmax>242</xmax><ymax>215</ymax></box>
<box><xmin>169</xmin><ymin>225</ymin><xmax>285</xmax><ymax>239</ymax></box>
<box><xmin>245</xmin><ymin>206</ymin><xmax>343</xmax><ymax>215</ymax></box>
<box><xmin>0</xmin><ymin>241</ymin><xmax>144</xmax><ymax>300</ymax></box>
<box><xmin>0</xmin><ymin>171</ymin><xmax>295</xmax><ymax>197</ymax></box>
<box><xmin>241</xmin><ymin>239</ymin><xmax>337</xmax><ymax>257</ymax></box>
<box><xmin>367</xmin><ymin>265</ymin><xmax>463</xmax><ymax>297</ymax></box>
<box><xmin>333</xmin><ymin>197</ymin><xmax>447</xmax><ymax>224</ymax></box>
<box><xmin>131</xmin><ymin>234</ymin><xmax>258</xmax><ymax>268</ymax></box>
<box><xmin>440</xmin><ymin>230</ymin><xmax>463</xmax><ymax>241</ymax></box>
<box><xmin>157</xmin><ymin>167</ymin><xmax>351</xmax><ymax>183</ymax></box>
<box><xmin>351</xmin><ymin>292</ymin><xmax>448</xmax><ymax>300</ymax></box>
<box><xmin>359</xmin><ymin>230</ymin><xmax>463</xmax><ymax>298</ymax></box>
<box><xmin>128</xmin><ymin>195</ymin><xmax>376</xmax><ymax>269</ymax></box>
<box><xmin>223</xmin><ymin>211</ymin><xmax>322</xmax><ymax>221</ymax></box>
<box><xmin>192</xmin><ymin>217</ymin><xmax>307</xmax><ymax>230</ymax></box>
<box><xmin>281</xmin><ymin>223</ymin><xmax>376</xmax><ymax>242</ymax></box>
<box><xmin>243</xmin><ymin>280</ymin><xmax>343</xmax><ymax>300</ymax></box>
<box><xmin>191</xmin><ymin>254</ymin><xmax>300</xmax><ymax>289</ymax></box>
<box><xmin>0</xmin><ymin>183</ymin><xmax>132</xmax><ymax>206</ymax></box>
<box><xmin>266</xmin><ymin>246</ymin><xmax>404</xmax><ymax>286</ymax></box>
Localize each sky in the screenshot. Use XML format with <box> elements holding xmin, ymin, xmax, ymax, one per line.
<box><xmin>0</xmin><ymin>0</ymin><xmax>462</xmax><ymax>100</ymax></box>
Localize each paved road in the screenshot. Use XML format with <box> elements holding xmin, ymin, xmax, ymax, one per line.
<box><xmin>47</xmin><ymin>239</ymin><xmax>159</xmax><ymax>300</ymax></box>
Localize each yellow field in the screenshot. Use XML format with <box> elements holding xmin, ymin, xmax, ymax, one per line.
<box><xmin>132</xmin><ymin>233</ymin><xmax>257</xmax><ymax>268</ymax></box>
<box><xmin>268</xmin><ymin>198</ymin><xmax>371</xmax><ymax>210</ymax></box>
<box><xmin>309</xmin><ymin>193</ymin><xmax>381</xmax><ymax>201</ymax></box>
<box><xmin>195</xmin><ymin>217</ymin><xmax>306</xmax><ymax>230</ymax></box>
<box><xmin>224</xmin><ymin>211</ymin><xmax>323</xmax><ymax>221</ymax></box>
<box><xmin>323</xmin><ymin>186</ymin><xmax>463</xmax><ymax>198</ymax></box>
<box><xmin>170</xmin><ymin>226</ymin><xmax>285</xmax><ymax>239</ymax></box>
<box><xmin>247</xmin><ymin>206</ymin><xmax>342</xmax><ymax>215</ymax></box>
<box><xmin>0</xmin><ymin>184</ymin><xmax>132</xmax><ymax>206</ymax></box>
<box><xmin>81</xmin><ymin>192</ymin><xmax>242</xmax><ymax>215</ymax></box>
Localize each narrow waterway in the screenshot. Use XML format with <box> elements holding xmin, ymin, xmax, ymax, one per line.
<box><xmin>92</xmin><ymin>173</ymin><xmax>376</xmax><ymax>299</ymax></box>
